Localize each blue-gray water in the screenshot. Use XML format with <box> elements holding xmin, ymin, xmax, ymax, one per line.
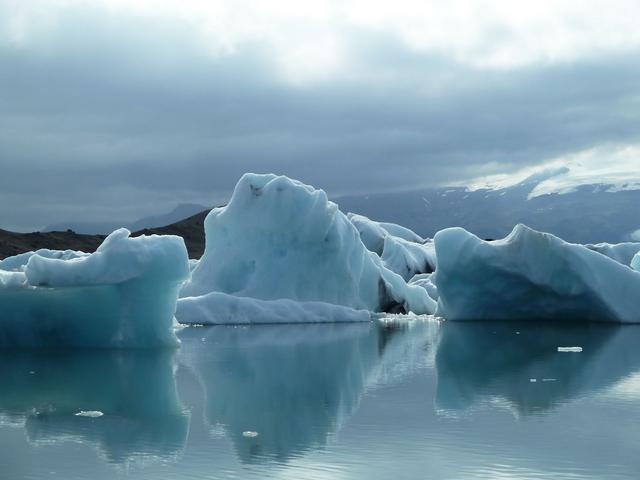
<box><xmin>1</xmin><ymin>319</ymin><xmax>639</xmax><ymax>479</ymax></box>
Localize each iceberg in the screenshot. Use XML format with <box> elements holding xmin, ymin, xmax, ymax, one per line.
<box><xmin>633</xmin><ymin>252</ymin><xmax>640</xmax><ymax>271</ymax></box>
<box><xmin>0</xmin><ymin>228</ymin><xmax>189</xmax><ymax>348</ymax></box>
<box><xmin>178</xmin><ymin>174</ymin><xmax>435</xmax><ymax>323</ymax></box>
<box><xmin>408</xmin><ymin>273</ymin><xmax>439</xmax><ymax>301</ymax></box>
<box><xmin>348</xmin><ymin>213</ymin><xmax>425</xmax><ymax>255</ymax></box>
<box><xmin>433</xmin><ymin>224</ymin><xmax>640</xmax><ymax>322</ymax></box>
<box><xmin>348</xmin><ymin>213</ymin><xmax>435</xmax><ymax>280</ymax></box>
<box><xmin>177</xmin><ymin>292</ymin><xmax>371</xmax><ymax>325</ymax></box>
<box><xmin>585</xmin><ymin>242</ymin><xmax>640</xmax><ymax>266</ymax></box>
<box><xmin>0</xmin><ymin>249</ymin><xmax>87</xmax><ymax>271</ymax></box>
<box><xmin>381</xmin><ymin>235</ymin><xmax>436</xmax><ymax>281</ymax></box>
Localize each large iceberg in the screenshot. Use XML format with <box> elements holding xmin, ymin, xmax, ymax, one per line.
<box><xmin>433</xmin><ymin>224</ymin><xmax>640</xmax><ymax>322</ymax></box>
<box><xmin>0</xmin><ymin>229</ymin><xmax>189</xmax><ymax>347</ymax></box>
<box><xmin>178</xmin><ymin>174</ymin><xmax>435</xmax><ymax>323</ymax></box>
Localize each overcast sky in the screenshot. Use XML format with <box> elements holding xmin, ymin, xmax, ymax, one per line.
<box><xmin>2</xmin><ymin>0</ymin><xmax>640</xmax><ymax>230</ymax></box>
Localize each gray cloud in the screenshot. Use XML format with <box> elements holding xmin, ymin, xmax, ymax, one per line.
<box><xmin>1</xmin><ymin>6</ymin><xmax>639</xmax><ymax>230</ymax></box>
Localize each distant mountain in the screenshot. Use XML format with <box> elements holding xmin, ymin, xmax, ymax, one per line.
<box><xmin>1</xmin><ymin>210</ymin><xmax>209</xmax><ymax>260</ymax></box>
<box><xmin>128</xmin><ymin>203</ymin><xmax>209</xmax><ymax>231</ymax></box>
<box><xmin>44</xmin><ymin>203</ymin><xmax>208</xmax><ymax>235</ymax></box>
<box><xmin>5</xmin><ymin>177</ymin><xmax>639</xmax><ymax>261</ymax></box>
<box><xmin>336</xmin><ymin>182</ymin><xmax>640</xmax><ymax>244</ymax></box>
<box><xmin>42</xmin><ymin>220</ymin><xmax>122</xmax><ymax>236</ymax></box>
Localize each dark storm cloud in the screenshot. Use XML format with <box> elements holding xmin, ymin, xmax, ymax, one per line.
<box><xmin>1</xmin><ymin>6</ymin><xmax>639</xmax><ymax>230</ymax></box>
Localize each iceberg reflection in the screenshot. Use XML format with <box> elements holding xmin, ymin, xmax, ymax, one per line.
<box><xmin>181</xmin><ymin>320</ymin><xmax>437</xmax><ymax>463</ymax></box>
<box><xmin>0</xmin><ymin>350</ymin><xmax>189</xmax><ymax>464</ymax></box>
<box><xmin>435</xmin><ymin>321</ymin><xmax>640</xmax><ymax>415</ymax></box>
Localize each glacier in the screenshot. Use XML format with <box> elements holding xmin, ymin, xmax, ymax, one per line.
<box><xmin>0</xmin><ymin>229</ymin><xmax>189</xmax><ymax>347</ymax></box>
<box><xmin>178</xmin><ymin>174</ymin><xmax>435</xmax><ymax>324</ymax></box>
<box><xmin>433</xmin><ymin>224</ymin><xmax>640</xmax><ymax>322</ymax></box>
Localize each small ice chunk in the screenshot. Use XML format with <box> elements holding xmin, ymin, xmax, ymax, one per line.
<box><xmin>242</xmin><ymin>431</ymin><xmax>259</xmax><ymax>438</ymax></box>
<box><xmin>542</xmin><ymin>378</ymin><xmax>557</xmax><ymax>382</ymax></box>
<box><xmin>530</xmin><ymin>378</ymin><xmax>537</xmax><ymax>382</ymax></box>
<box><xmin>74</xmin><ymin>410</ymin><xmax>104</xmax><ymax>418</ymax></box>
<box><xmin>558</xmin><ymin>346</ymin><xmax>583</xmax><ymax>352</ymax></box>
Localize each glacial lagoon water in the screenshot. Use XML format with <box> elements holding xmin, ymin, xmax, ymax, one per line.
<box><xmin>1</xmin><ymin>319</ymin><xmax>640</xmax><ymax>479</ymax></box>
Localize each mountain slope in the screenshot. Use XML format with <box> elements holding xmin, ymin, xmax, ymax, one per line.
<box><xmin>0</xmin><ymin>210</ymin><xmax>209</xmax><ymax>260</ymax></box>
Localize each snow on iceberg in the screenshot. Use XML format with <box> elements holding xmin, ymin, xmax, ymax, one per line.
<box><xmin>178</xmin><ymin>174</ymin><xmax>435</xmax><ymax>323</ymax></box>
<box><xmin>0</xmin><ymin>228</ymin><xmax>189</xmax><ymax>348</ymax></box>
<box><xmin>177</xmin><ymin>292</ymin><xmax>371</xmax><ymax>325</ymax></box>
<box><xmin>433</xmin><ymin>224</ymin><xmax>640</xmax><ymax>322</ymax></box>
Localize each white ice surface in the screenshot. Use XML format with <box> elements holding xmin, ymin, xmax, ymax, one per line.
<box><xmin>177</xmin><ymin>291</ymin><xmax>371</xmax><ymax>324</ymax></box>
<box><xmin>409</xmin><ymin>273</ymin><xmax>439</xmax><ymax>301</ymax></box>
<box><xmin>0</xmin><ymin>249</ymin><xmax>87</xmax><ymax>272</ymax></box>
<box><xmin>585</xmin><ymin>242</ymin><xmax>640</xmax><ymax>266</ymax></box>
<box><xmin>347</xmin><ymin>213</ymin><xmax>424</xmax><ymax>255</ymax></box>
<box><xmin>179</xmin><ymin>174</ymin><xmax>435</xmax><ymax>323</ymax></box>
<box><xmin>433</xmin><ymin>224</ymin><xmax>640</xmax><ymax>322</ymax></box>
<box><xmin>381</xmin><ymin>236</ymin><xmax>436</xmax><ymax>280</ymax></box>
<box><xmin>0</xmin><ymin>228</ymin><xmax>189</xmax><ymax>347</ymax></box>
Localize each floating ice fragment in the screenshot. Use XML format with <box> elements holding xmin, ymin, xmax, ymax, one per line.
<box><xmin>558</xmin><ymin>346</ymin><xmax>583</xmax><ymax>352</ymax></box>
<box><xmin>242</xmin><ymin>431</ymin><xmax>259</xmax><ymax>438</ymax></box>
<box><xmin>0</xmin><ymin>228</ymin><xmax>190</xmax><ymax>348</ymax></box>
<box><xmin>74</xmin><ymin>410</ymin><xmax>103</xmax><ymax>418</ymax></box>
<box><xmin>530</xmin><ymin>378</ymin><xmax>537</xmax><ymax>382</ymax></box>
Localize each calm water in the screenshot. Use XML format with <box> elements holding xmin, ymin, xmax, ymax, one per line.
<box><xmin>1</xmin><ymin>319</ymin><xmax>639</xmax><ymax>479</ymax></box>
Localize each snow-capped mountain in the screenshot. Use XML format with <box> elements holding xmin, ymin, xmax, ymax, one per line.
<box><xmin>337</xmin><ymin>177</ymin><xmax>640</xmax><ymax>244</ymax></box>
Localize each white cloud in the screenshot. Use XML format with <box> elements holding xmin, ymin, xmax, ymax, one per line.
<box><xmin>465</xmin><ymin>143</ymin><xmax>640</xmax><ymax>198</ymax></box>
<box><xmin>3</xmin><ymin>0</ymin><xmax>640</xmax><ymax>82</ymax></box>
